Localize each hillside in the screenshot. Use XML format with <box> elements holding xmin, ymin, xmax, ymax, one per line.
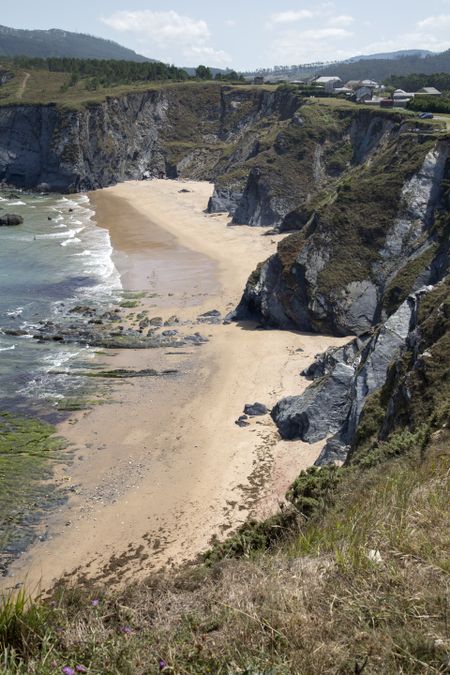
<box><xmin>246</xmin><ymin>49</ymin><xmax>450</xmax><ymax>84</ymax></box>
<box><xmin>327</xmin><ymin>49</ymin><xmax>450</xmax><ymax>82</ymax></box>
<box><xmin>347</xmin><ymin>49</ymin><xmax>435</xmax><ymax>62</ymax></box>
<box><xmin>0</xmin><ymin>25</ymin><xmax>149</xmax><ymax>62</ymax></box>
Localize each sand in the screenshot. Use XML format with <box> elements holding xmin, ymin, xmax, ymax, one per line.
<box><xmin>1</xmin><ymin>180</ymin><xmax>348</xmax><ymax>593</ymax></box>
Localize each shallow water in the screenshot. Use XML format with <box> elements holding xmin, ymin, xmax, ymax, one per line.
<box><xmin>0</xmin><ymin>190</ymin><xmax>123</xmax><ymax>574</ymax></box>
<box><xmin>0</xmin><ymin>190</ymin><xmax>121</xmax><ymax>417</ymax></box>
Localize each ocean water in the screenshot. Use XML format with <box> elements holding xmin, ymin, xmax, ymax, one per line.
<box><xmin>0</xmin><ymin>190</ymin><xmax>121</xmax><ymax>417</ymax></box>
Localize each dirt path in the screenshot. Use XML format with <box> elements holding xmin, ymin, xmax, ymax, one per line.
<box><xmin>16</xmin><ymin>71</ymin><xmax>30</xmax><ymax>100</ymax></box>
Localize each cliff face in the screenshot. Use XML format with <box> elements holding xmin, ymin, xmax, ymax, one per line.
<box><xmin>1</xmin><ymin>84</ymin><xmax>448</xmax><ymax>410</ymax></box>
<box><xmin>270</xmin><ymin>277</ymin><xmax>450</xmax><ymax>465</ymax></box>
<box><xmin>0</xmin><ymin>84</ymin><xmax>301</xmax><ymax>193</ymax></box>
<box><xmin>236</xmin><ymin>130</ymin><xmax>449</xmax><ymax>335</ymax></box>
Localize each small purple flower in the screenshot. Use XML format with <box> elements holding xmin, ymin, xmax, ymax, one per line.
<box><xmin>76</xmin><ymin>667</ymin><xmax>88</xmax><ymax>673</ymax></box>
<box><xmin>91</xmin><ymin>599</ymin><xmax>99</xmax><ymax>607</ymax></box>
<box><xmin>159</xmin><ymin>658</ymin><xmax>167</xmax><ymax>671</ymax></box>
<box><xmin>119</xmin><ymin>626</ymin><xmax>132</xmax><ymax>634</ymax></box>
<box><xmin>62</xmin><ymin>668</ymin><xmax>75</xmax><ymax>675</ymax></box>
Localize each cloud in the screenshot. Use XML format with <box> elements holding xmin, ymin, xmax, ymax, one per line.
<box><xmin>417</xmin><ymin>14</ymin><xmax>450</xmax><ymax>29</ymax></box>
<box><xmin>101</xmin><ymin>9</ymin><xmax>231</xmax><ymax>66</ymax></box>
<box><xmin>190</xmin><ymin>46</ymin><xmax>232</xmax><ymax>63</ymax></box>
<box><xmin>269</xmin><ymin>10</ymin><xmax>315</xmax><ymax>24</ymax></box>
<box><xmin>328</xmin><ymin>15</ymin><xmax>355</xmax><ymax>27</ymax></box>
<box><xmin>269</xmin><ymin>27</ymin><xmax>353</xmax><ymax>64</ymax></box>
<box><xmin>362</xmin><ymin>31</ymin><xmax>450</xmax><ymax>55</ymax></box>
<box><xmin>102</xmin><ymin>10</ymin><xmax>209</xmax><ymax>42</ymax></box>
<box><xmin>225</xmin><ymin>19</ymin><xmax>236</xmax><ymax>27</ymax></box>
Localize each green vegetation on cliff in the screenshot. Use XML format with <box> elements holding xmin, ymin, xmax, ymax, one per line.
<box><xmin>0</xmin><ymin>414</ymin><xmax>65</xmax><ymax>571</ymax></box>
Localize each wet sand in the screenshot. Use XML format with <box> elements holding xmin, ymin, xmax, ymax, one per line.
<box><xmin>2</xmin><ymin>180</ymin><xmax>348</xmax><ymax>593</ymax></box>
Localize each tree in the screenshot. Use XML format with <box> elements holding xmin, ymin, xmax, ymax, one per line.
<box><xmin>195</xmin><ymin>65</ymin><xmax>211</xmax><ymax>80</ymax></box>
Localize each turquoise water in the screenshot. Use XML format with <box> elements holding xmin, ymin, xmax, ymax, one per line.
<box><xmin>0</xmin><ymin>190</ymin><xmax>121</xmax><ymax>417</ymax></box>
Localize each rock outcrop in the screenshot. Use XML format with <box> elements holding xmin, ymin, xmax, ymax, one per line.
<box><xmin>236</xmin><ymin>132</ymin><xmax>450</xmax><ymax>335</ymax></box>
<box><xmin>271</xmin><ymin>285</ymin><xmax>440</xmax><ymax>465</ymax></box>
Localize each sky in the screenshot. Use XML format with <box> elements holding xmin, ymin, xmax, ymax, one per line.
<box><xmin>3</xmin><ymin>1</ymin><xmax>450</xmax><ymax>70</ymax></box>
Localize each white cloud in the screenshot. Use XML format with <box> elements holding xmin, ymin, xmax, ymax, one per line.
<box><xmin>102</xmin><ymin>10</ymin><xmax>209</xmax><ymax>42</ymax></box>
<box><xmin>328</xmin><ymin>15</ymin><xmax>355</xmax><ymax>27</ymax></box>
<box><xmin>269</xmin><ymin>27</ymin><xmax>353</xmax><ymax>64</ymax></box>
<box><xmin>190</xmin><ymin>46</ymin><xmax>232</xmax><ymax>64</ymax></box>
<box><xmin>101</xmin><ymin>9</ymin><xmax>231</xmax><ymax>66</ymax></box>
<box><xmin>269</xmin><ymin>10</ymin><xmax>315</xmax><ymax>24</ymax></box>
<box><xmin>225</xmin><ymin>19</ymin><xmax>236</xmax><ymax>27</ymax></box>
<box><xmin>362</xmin><ymin>31</ymin><xmax>450</xmax><ymax>55</ymax></box>
<box><xmin>417</xmin><ymin>14</ymin><xmax>450</xmax><ymax>29</ymax></box>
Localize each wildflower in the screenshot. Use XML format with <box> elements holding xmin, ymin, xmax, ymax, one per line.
<box><xmin>62</xmin><ymin>668</ymin><xmax>75</xmax><ymax>675</ymax></box>
<box><xmin>119</xmin><ymin>626</ymin><xmax>132</xmax><ymax>634</ymax></box>
<box><xmin>91</xmin><ymin>599</ymin><xmax>99</xmax><ymax>607</ymax></box>
<box><xmin>76</xmin><ymin>667</ymin><xmax>88</xmax><ymax>673</ymax></box>
<box><xmin>159</xmin><ymin>658</ymin><xmax>167</xmax><ymax>671</ymax></box>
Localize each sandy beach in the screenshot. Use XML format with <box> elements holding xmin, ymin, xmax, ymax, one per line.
<box><xmin>2</xmin><ymin>180</ymin><xmax>348</xmax><ymax>593</ymax></box>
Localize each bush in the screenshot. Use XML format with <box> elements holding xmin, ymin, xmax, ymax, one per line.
<box><xmin>407</xmin><ymin>95</ymin><xmax>450</xmax><ymax>114</ymax></box>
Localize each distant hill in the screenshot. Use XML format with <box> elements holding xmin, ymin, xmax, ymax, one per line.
<box><xmin>326</xmin><ymin>50</ymin><xmax>450</xmax><ymax>82</ymax></box>
<box><xmin>346</xmin><ymin>49</ymin><xmax>434</xmax><ymax>63</ymax></box>
<box><xmin>246</xmin><ymin>49</ymin><xmax>450</xmax><ymax>83</ymax></box>
<box><xmin>0</xmin><ymin>25</ymin><xmax>150</xmax><ymax>62</ymax></box>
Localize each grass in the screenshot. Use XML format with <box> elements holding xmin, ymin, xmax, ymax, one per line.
<box><xmin>0</xmin><ymin>68</ymin><xmax>276</xmax><ymax>110</ymax></box>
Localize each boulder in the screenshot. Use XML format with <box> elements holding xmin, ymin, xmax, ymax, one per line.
<box><xmin>0</xmin><ymin>213</ymin><xmax>23</xmax><ymax>226</ymax></box>
<box><xmin>235</xmin><ymin>415</ymin><xmax>250</xmax><ymax>427</ymax></box>
<box><xmin>197</xmin><ymin>309</ymin><xmax>222</xmax><ymax>324</ymax></box>
<box><xmin>272</xmin><ymin>361</ymin><xmax>356</xmax><ymax>442</ymax></box>
<box><xmin>244</xmin><ymin>402</ymin><xmax>268</xmax><ymax>416</ymax></box>
<box><xmin>149</xmin><ymin>316</ymin><xmax>163</xmax><ymax>326</ymax></box>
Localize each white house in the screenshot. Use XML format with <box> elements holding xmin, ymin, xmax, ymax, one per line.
<box><xmin>345</xmin><ymin>79</ymin><xmax>379</xmax><ymax>91</ymax></box>
<box><xmin>393</xmin><ymin>88</ymin><xmax>415</xmax><ymax>99</ymax></box>
<box><xmin>314</xmin><ymin>76</ymin><xmax>342</xmax><ymax>92</ymax></box>
<box><xmin>361</xmin><ymin>79</ymin><xmax>379</xmax><ymax>89</ymax></box>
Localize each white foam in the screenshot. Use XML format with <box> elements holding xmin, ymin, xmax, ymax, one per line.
<box><xmin>6</xmin><ymin>306</ymin><xmax>23</xmax><ymax>318</ymax></box>
<box><xmin>60</xmin><ymin>237</ymin><xmax>81</xmax><ymax>247</ymax></box>
<box><xmin>72</xmin><ymin>250</ymin><xmax>93</xmax><ymax>257</ymax></box>
<box><xmin>0</xmin><ymin>344</ymin><xmax>16</xmax><ymax>352</ymax></box>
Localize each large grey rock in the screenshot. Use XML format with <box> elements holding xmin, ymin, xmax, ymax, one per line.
<box><xmin>271</xmin><ymin>289</ymin><xmax>428</xmax><ymax>464</ymax></box>
<box><xmin>302</xmin><ymin>337</ymin><xmax>367</xmax><ymax>380</ymax></box>
<box><xmin>207</xmin><ymin>187</ymin><xmax>243</xmax><ymax>215</ymax></box>
<box><xmin>314</xmin><ymin>292</ymin><xmax>421</xmax><ymax>465</ymax></box>
<box><xmin>232</xmin><ymin>168</ymin><xmax>292</xmax><ymax>227</ymax></box>
<box><xmin>271</xmin><ymin>361</ymin><xmax>356</xmax><ymax>442</ymax></box>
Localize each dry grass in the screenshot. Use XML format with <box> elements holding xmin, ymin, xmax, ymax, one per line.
<box><xmin>0</xmin><ymin>69</ymin><xmax>276</xmax><ymax>110</ymax></box>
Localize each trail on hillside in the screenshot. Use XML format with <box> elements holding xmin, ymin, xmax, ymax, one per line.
<box><xmin>16</xmin><ymin>71</ymin><xmax>30</xmax><ymax>100</ymax></box>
